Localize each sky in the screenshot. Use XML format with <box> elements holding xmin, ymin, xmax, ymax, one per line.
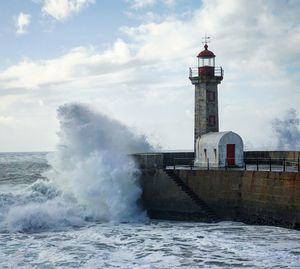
<box><xmin>0</xmin><ymin>0</ymin><xmax>299</xmax><ymax>152</ymax></box>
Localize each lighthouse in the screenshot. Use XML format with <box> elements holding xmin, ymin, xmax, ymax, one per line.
<box><xmin>191</xmin><ymin>39</ymin><xmax>244</xmax><ymax>168</ymax></box>
<box><xmin>189</xmin><ymin>39</ymin><xmax>223</xmax><ymax>150</ymax></box>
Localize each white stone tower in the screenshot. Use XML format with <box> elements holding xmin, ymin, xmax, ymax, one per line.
<box><xmin>189</xmin><ymin>41</ymin><xmax>223</xmax><ymax>150</ymax></box>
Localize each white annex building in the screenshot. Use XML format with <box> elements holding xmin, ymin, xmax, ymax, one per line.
<box><xmin>194</xmin><ymin>131</ymin><xmax>244</xmax><ymax>168</ymax></box>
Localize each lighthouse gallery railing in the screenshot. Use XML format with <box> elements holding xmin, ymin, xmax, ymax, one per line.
<box><xmin>189</xmin><ymin>67</ymin><xmax>224</xmax><ymax>78</ymax></box>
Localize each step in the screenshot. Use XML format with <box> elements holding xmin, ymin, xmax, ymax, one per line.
<box><xmin>164</xmin><ymin>169</ymin><xmax>219</xmax><ymax>222</ymax></box>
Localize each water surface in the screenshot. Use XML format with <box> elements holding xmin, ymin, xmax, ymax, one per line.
<box><xmin>0</xmin><ymin>152</ymin><xmax>300</xmax><ymax>268</ymax></box>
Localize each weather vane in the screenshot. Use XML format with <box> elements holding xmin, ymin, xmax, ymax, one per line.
<box><xmin>202</xmin><ymin>34</ymin><xmax>211</xmax><ymax>45</ymax></box>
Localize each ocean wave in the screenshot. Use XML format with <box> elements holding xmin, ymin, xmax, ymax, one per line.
<box><xmin>0</xmin><ymin>103</ymin><xmax>151</xmax><ymax>232</ymax></box>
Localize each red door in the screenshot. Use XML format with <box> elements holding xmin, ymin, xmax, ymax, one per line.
<box><xmin>226</xmin><ymin>144</ymin><xmax>235</xmax><ymax>166</ymax></box>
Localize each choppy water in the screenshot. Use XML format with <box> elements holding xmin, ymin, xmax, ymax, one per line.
<box><xmin>1</xmin><ymin>152</ymin><xmax>300</xmax><ymax>268</ymax></box>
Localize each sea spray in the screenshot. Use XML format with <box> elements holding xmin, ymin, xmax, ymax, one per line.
<box><xmin>1</xmin><ymin>103</ymin><xmax>152</xmax><ymax>232</ymax></box>
<box><xmin>46</xmin><ymin>103</ymin><xmax>152</xmax><ymax>222</ymax></box>
<box><xmin>272</xmin><ymin>108</ymin><xmax>300</xmax><ymax>150</ymax></box>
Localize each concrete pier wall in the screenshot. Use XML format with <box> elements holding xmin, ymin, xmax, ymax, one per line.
<box><xmin>140</xmin><ymin>169</ymin><xmax>300</xmax><ymax>229</ymax></box>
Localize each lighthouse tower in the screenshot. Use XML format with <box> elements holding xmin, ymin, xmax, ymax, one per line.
<box><xmin>189</xmin><ymin>40</ymin><xmax>223</xmax><ymax>150</ymax></box>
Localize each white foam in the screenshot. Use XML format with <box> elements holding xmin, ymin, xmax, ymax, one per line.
<box><xmin>1</xmin><ymin>103</ymin><xmax>151</xmax><ymax>232</ymax></box>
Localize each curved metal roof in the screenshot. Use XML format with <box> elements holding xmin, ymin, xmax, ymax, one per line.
<box><xmin>197</xmin><ymin>131</ymin><xmax>243</xmax><ymax>146</ymax></box>
<box><xmin>197</xmin><ymin>44</ymin><xmax>215</xmax><ymax>58</ymax></box>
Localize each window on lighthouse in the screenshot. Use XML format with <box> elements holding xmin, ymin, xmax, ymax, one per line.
<box><xmin>208</xmin><ymin>115</ymin><xmax>216</xmax><ymax>126</ymax></box>
<box><xmin>208</xmin><ymin>91</ymin><xmax>215</xmax><ymax>102</ymax></box>
<box><xmin>201</xmin><ymin>58</ymin><xmax>215</xmax><ymax>67</ymax></box>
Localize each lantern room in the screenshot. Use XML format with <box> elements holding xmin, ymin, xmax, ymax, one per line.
<box><xmin>197</xmin><ymin>44</ymin><xmax>216</xmax><ymax>77</ymax></box>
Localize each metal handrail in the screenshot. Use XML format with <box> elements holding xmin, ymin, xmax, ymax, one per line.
<box><xmin>167</xmin><ymin>157</ymin><xmax>300</xmax><ymax>173</ymax></box>
<box><xmin>189</xmin><ymin>67</ymin><xmax>224</xmax><ymax>78</ymax></box>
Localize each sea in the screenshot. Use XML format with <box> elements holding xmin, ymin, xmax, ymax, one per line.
<box><xmin>1</xmin><ymin>104</ymin><xmax>300</xmax><ymax>268</ymax></box>
<box><xmin>1</xmin><ymin>152</ymin><xmax>300</xmax><ymax>269</ymax></box>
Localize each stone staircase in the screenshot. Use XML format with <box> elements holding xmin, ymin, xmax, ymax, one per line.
<box><xmin>164</xmin><ymin>169</ymin><xmax>219</xmax><ymax>222</ymax></box>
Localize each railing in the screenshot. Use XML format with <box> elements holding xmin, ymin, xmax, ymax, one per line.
<box><xmin>169</xmin><ymin>158</ymin><xmax>194</xmax><ymax>170</ymax></box>
<box><xmin>166</xmin><ymin>157</ymin><xmax>300</xmax><ymax>173</ymax></box>
<box><xmin>189</xmin><ymin>67</ymin><xmax>224</xmax><ymax>78</ymax></box>
<box><xmin>244</xmin><ymin>158</ymin><xmax>300</xmax><ymax>172</ymax></box>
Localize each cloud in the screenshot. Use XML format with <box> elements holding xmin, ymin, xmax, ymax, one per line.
<box><xmin>1</xmin><ymin>0</ymin><xmax>300</xmax><ymax>151</ymax></box>
<box><xmin>0</xmin><ymin>116</ymin><xmax>16</xmax><ymax>125</ymax></box>
<box><xmin>15</xmin><ymin>12</ymin><xmax>31</xmax><ymax>35</ymax></box>
<box><xmin>129</xmin><ymin>0</ymin><xmax>157</xmax><ymax>9</ymax></box>
<box><xmin>39</xmin><ymin>0</ymin><xmax>94</xmax><ymax>21</ymax></box>
<box><xmin>0</xmin><ymin>39</ymin><xmax>135</xmax><ymax>90</ymax></box>
<box><xmin>127</xmin><ymin>0</ymin><xmax>175</xmax><ymax>9</ymax></box>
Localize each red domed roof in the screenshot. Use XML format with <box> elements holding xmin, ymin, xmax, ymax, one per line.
<box><xmin>197</xmin><ymin>44</ymin><xmax>215</xmax><ymax>58</ymax></box>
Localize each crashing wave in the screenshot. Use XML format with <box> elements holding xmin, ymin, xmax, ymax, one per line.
<box><xmin>1</xmin><ymin>103</ymin><xmax>152</xmax><ymax>232</ymax></box>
